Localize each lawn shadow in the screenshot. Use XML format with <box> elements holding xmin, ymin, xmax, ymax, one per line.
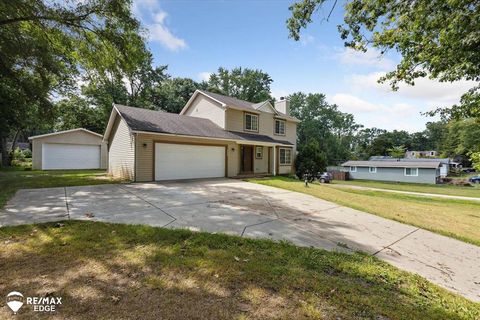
<box><xmin>0</xmin><ymin>221</ymin><xmax>477</xmax><ymax>319</ymax></box>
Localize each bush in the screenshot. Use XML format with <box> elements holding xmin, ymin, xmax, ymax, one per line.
<box><xmin>295</xmin><ymin>140</ymin><xmax>327</xmax><ymax>178</ymax></box>
<box><xmin>22</xmin><ymin>149</ymin><xmax>32</xmax><ymax>158</ymax></box>
<box><xmin>12</xmin><ymin>147</ymin><xmax>24</xmax><ymax>161</ymax></box>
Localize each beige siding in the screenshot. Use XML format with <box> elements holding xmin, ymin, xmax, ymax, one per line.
<box><xmin>135</xmin><ymin>133</ymin><xmax>239</xmax><ymax>182</ymax></box>
<box><xmin>184</xmin><ymin>95</ymin><xmax>226</xmax><ymax>128</ymax></box>
<box><xmin>253</xmin><ymin>146</ymin><xmax>269</xmax><ymax>173</ymax></box>
<box><xmin>225</xmin><ymin>108</ymin><xmax>298</xmax><ymax>175</ymax></box>
<box><xmin>31</xmin><ymin>130</ymin><xmax>107</xmax><ymax>170</ymax></box>
<box><xmin>108</xmin><ymin>117</ymin><xmax>135</xmax><ymax>180</ymax></box>
<box><xmin>225</xmin><ymin>109</ymin><xmax>244</xmax><ymax>132</ymax></box>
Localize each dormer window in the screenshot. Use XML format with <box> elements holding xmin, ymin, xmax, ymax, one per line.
<box><xmin>244</xmin><ymin>113</ymin><xmax>258</xmax><ymax>132</ymax></box>
<box><xmin>274</xmin><ymin>119</ymin><xmax>286</xmax><ymax>135</ymax></box>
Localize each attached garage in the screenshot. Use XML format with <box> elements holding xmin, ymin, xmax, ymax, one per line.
<box><xmin>29</xmin><ymin>128</ymin><xmax>107</xmax><ymax>170</ymax></box>
<box><xmin>154</xmin><ymin>143</ymin><xmax>226</xmax><ymax>181</ymax></box>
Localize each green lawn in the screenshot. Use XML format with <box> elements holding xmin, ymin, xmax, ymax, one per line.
<box><xmin>0</xmin><ymin>167</ymin><xmax>121</xmax><ymax>208</ymax></box>
<box><xmin>250</xmin><ymin>177</ymin><xmax>480</xmax><ymax>247</ymax></box>
<box><xmin>332</xmin><ymin>178</ymin><xmax>480</xmax><ymax>198</ymax></box>
<box><xmin>0</xmin><ymin>221</ymin><xmax>478</xmax><ymax>319</ymax></box>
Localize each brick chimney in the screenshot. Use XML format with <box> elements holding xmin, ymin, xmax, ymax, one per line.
<box><xmin>274</xmin><ymin>97</ymin><xmax>290</xmax><ymax>115</ymax></box>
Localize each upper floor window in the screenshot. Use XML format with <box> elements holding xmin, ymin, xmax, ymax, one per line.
<box><xmin>279</xmin><ymin>148</ymin><xmax>292</xmax><ymax>165</ymax></box>
<box><xmin>245</xmin><ymin>113</ymin><xmax>258</xmax><ymax>132</ymax></box>
<box><xmin>275</xmin><ymin>119</ymin><xmax>286</xmax><ymax>135</ymax></box>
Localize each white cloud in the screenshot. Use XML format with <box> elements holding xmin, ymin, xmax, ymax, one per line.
<box><xmin>329</xmin><ymin>93</ymin><xmax>381</xmax><ymax>112</ymax></box>
<box><xmin>198</xmin><ymin>72</ymin><xmax>212</xmax><ymax>81</ymax></box>
<box><xmin>149</xmin><ymin>21</ymin><xmax>187</xmax><ymax>51</ymax></box>
<box><xmin>300</xmin><ymin>34</ymin><xmax>315</xmax><ymax>46</ymax></box>
<box><xmin>347</xmin><ymin>71</ymin><xmax>476</xmax><ymax>105</ymax></box>
<box><xmin>328</xmin><ymin>93</ymin><xmax>425</xmax><ymax>131</ymax></box>
<box><xmin>133</xmin><ymin>1</ymin><xmax>187</xmax><ymax>51</ymax></box>
<box><xmin>330</xmin><ymin>93</ymin><xmax>420</xmax><ymax>117</ymax></box>
<box><xmin>336</xmin><ymin>48</ymin><xmax>396</xmax><ymax>70</ymax></box>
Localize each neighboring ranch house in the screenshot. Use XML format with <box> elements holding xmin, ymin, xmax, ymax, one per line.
<box><xmin>29</xmin><ymin>128</ymin><xmax>108</xmax><ymax>170</ymax></box>
<box><xmin>342</xmin><ymin>160</ymin><xmax>441</xmax><ymax>184</ymax></box>
<box><xmin>368</xmin><ymin>156</ymin><xmax>450</xmax><ymax>178</ymax></box>
<box><xmin>103</xmin><ymin>90</ymin><xmax>299</xmax><ymax>181</ymax></box>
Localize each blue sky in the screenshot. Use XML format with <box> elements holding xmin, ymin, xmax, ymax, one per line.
<box><xmin>133</xmin><ymin>0</ymin><xmax>476</xmax><ymax>132</ymax></box>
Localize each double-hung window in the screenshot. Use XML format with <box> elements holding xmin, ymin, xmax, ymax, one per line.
<box><xmin>245</xmin><ymin>113</ymin><xmax>258</xmax><ymax>132</ymax></box>
<box><xmin>404</xmin><ymin>168</ymin><xmax>418</xmax><ymax>176</ymax></box>
<box><xmin>274</xmin><ymin>119</ymin><xmax>286</xmax><ymax>135</ymax></box>
<box><xmin>369</xmin><ymin>167</ymin><xmax>377</xmax><ymax>173</ymax></box>
<box><xmin>349</xmin><ymin>166</ymin><xmax>357</xmax><ymax>172</ymax></box>
<box><xmin>279</xmin><ymin>148</ymin><xmax>292</xmax><ymax>165</ymax></box>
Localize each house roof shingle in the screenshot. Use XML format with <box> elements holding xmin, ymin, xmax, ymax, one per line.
<box><xmin>114</xmin><ymin>104</ymin><xmax>293</xmax><ymax>146</ymax></box>
<box><xmin>342</xmin><ymin>160</ymin><xmax>441</xmax><ymax>169</ymax></box>
<box><xmin>197</xmin><ymin>90</ymin><xmax>300</xmax><ymax>122</ymax></box>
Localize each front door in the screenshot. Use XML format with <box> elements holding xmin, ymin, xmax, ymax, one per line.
<box><xmin>241</xmin><ymin>145</ymin><xmax>254</xmax><ymax>173</ymax></box>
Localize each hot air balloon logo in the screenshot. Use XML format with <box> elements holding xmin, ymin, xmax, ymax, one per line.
<box><xmin>6</xmin><ymin>291</ymin><xmax>24</xmax><ymax>314</ymax></box>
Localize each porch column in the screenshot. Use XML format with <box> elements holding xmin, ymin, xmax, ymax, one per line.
<box><xmin>273</xmin><ymin>146</ymin><xmax>276</xmax><ymax>176</ymax></box>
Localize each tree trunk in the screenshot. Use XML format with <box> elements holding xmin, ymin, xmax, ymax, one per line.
<box><xmin>9</xmin><ymin>129</ymin><xmax>20</xmax><ymax>153</ymax></box>
<box><xmin>1</xmin><ymin>134</ymin><xmax>10</xmax><ymax>167</ymax></box>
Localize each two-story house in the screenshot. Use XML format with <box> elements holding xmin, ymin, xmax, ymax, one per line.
<box><xmin>103</xmin><ymin>90</ymin><xmax>299</xmax><ymax>181</ymax></box>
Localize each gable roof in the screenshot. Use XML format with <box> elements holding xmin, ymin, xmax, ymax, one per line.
<box><xmin>28</xmin><ymin>128</ymin><xmax>103</xmax><ymax>140</ymax></box>
<box><xmin>342</xmin><ymin>160</ymin><xmax>441</xmax><ymax>169</ymax></box>
<box><xmin>181</xmin><ymin>90</ymin><xmax>300</xmax><ymax>122</ymax></box>
<box><xmin>108</xmin><ymin>104</ymin><xmax>293</xmax><ymax>146</ymax></box>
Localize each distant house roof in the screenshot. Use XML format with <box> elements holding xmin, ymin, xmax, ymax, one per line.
<box><xmin>368</xmin><ymin>156</ymin><xmax>449</xmax><ymax>165</ymax></box>
<box><xmin>342</xmin><ymin>160</ymin><xmax>441</xmax><ymax>169</ymax></box>
<box><xmin>28</xmin><ymin>128</ymin><xmax>102</xmax><ymax>140</ymax></box>
<box><xmin>181</xmin><ymin>90</ymin><xmax>300</xmax><ymax>122</ymax></box>
<box><xmin>112</xmin><ymin>104</ymin><xmax>293</xmax><ymax>146</ymax></box>
<box><xmin>6</xmin><ymin>142</ymin><xmax>30</xmax><ymax>150</ymax></box>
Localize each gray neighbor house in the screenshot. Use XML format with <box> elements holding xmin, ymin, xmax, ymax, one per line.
<box><xmin>341</xmin><ymin>160</ymin><xmax>441</xmax><ymax>184</ymax></box>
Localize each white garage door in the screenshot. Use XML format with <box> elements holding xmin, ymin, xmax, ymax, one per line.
<box><xmin>155</xmin><ymin>143</ymin><xmax>225</xmax><ymax>181</ymax></box>
<box><xmin>42</xmin><ymin>143</ymin><xmax>101</xmax><ymax>170</ymax></box>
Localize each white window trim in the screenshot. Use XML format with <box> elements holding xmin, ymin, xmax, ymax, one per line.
<box><xmin>279</xmin><ymin>148</ymin><xmax>292</xmax><ymax>165</ymax></box>
<box><xmin>404</xmin><ymin>167</ymin><xmax>419</xmax><ymax>176</ymax></box>
<box><xmin>255</xmin><ymin>146</ymin><xmax>263</xmax><ymax>159</ymax></box>
<box><xmin>274</xmin><ymin>119</ymin><xmax>286</xmax><ymax>135</ymax></box>
<box><xmin>369</xmin><ymin>167</ymin><xmax>377</xmax><ymax>173</ymax></box>
<box><xmin>349</xmin><ymin>166</ymin><xmax>357</xmax><ymax>172</ymax></box>
<box><xmin>244</xmin><ymin>113</ymin><xmax>259</xmax><ymax>132</ymax></box>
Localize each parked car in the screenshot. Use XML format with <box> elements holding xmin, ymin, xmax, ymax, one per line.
<box><xmin>462</xmin><ymin>168</ymin><xmax>476</xmax><ymax>173</ymax></box>
<box><xmin>469</xmin><ymin>176</ymin><xmax>480</xmax><ymax>184</ymax></box>
<box><xmin>316</xmin><ymin>172</ymin><xmax>331</xmax><ymax>183</ymax></box>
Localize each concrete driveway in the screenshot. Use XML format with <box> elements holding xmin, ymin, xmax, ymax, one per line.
<box><xmin>1</xmin><ymin>179</ymin><xmax>479</xmax><ymax>302</ymax></box>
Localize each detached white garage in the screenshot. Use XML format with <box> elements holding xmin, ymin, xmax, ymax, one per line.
<box><xmin>154</xmin><ymin>143</ymin><xmax>226</xmax><ymax>181</ymax></box>
<box><xmin>29</xmin><ymin>128</ymin><xmax>107</xmax><ymax>170</ymax></box>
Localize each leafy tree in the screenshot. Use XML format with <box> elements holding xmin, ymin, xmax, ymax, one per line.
<box><xmin>387</xmin><ymin>146</ymin><xmax>406</xmax><ymax>159</ymax></box>
<box><xmin>470</xmin><ymin>152</ymin><xmax>480</xmax><ymax>172</ymax></box>
<box><xmin>352</xmin><ymin>128</ymin><xmax>387</xmax><ymax>159</ymax></box>
<box><xmin>0</xmin><ymin>0</ymin><xmax>146</xmax><ymax>166</ymax></box>
<box><xmin>54</xmin><ymin>96</ymin><xmax>104</xmax><ymax>133</ymax></box>
<box><xmin>425</xmin><ymin>121</ymin><xmax>448</xmax><ymax>152</ymax></box>
<box><xmin>295</xmin><ymin>140</ymin><xmax>327</xmax><ymax>178</ymax></box>
<box><xmin>152</xmin><ymin>77</ymin><xmax>207</xmax><ymax>113</ymax></box>
<box><xmin>289</xmin><ymin>92</ymin><xmax>361</xmax><ymax>164</ymax></box>
<box><xmin>207</xmin><ymin>67</ymin><xmax>273</xmax><ymax>103</ymax></box>
<box><xmin>287</xmin><ymin>0</ymin><xmax>480</xmax><ymax>119</ymax></box>
<box><xmin>440</xmin><ymin>119</ymin><xmax>480</xmax><ymax>164</ymax></box>
<box><xmin>81</xmin><ymin>61</ymin><xmax>168</xmax><ymax>127</ymax></box>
